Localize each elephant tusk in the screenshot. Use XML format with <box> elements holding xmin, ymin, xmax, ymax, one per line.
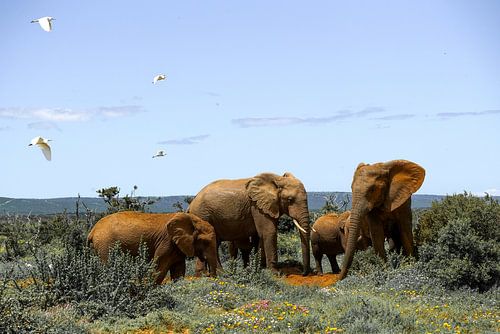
<box><xmin>293</xmin><ymin>219</ymin><xmax>307</xmax><ymax>234</ymax></box>
<box><xmin>311</xmin><ymin>226</ymin><xmax>317</xmax><ymax>233</ymax></box>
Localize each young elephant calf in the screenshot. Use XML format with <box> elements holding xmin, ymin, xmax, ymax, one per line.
<box><xmin>311</xmin><ymin>211</ymin><xmax>370</xmax><ymax>275</ymax></box>
<box><xmin>87</xmin><ymin>211</ymin><xmax>218</xmax><ymax>284</ymax></box>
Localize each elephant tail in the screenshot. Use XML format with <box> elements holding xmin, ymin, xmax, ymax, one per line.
<box><xmin>86</xmin><ymin>229</ymin><xmax>94</xmax><ymax>247</ymax></box>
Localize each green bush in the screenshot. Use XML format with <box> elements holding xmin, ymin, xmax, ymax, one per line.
<box><xmin>277</xmin><ymin>232</ymin><xmax>300</xmax><ymax>261</ymax></box>
<box><xmin>413</xmin><ymin>193</ymin><xmax>500</xmax><ymax>291</ymax></box>
<box><xmin>415</xmin><ymin>192</ymin><xmax>500</xmax><ymax>246</ymax></box>
<box><xmin>419</xmin><ymin>218</ymin><xmax>499</xmax><ymax>291</ymax></box>
<box><xmin>19</xmin><ymin>242</ymin><xmax>175</xmax><ymax>320</ymax></box>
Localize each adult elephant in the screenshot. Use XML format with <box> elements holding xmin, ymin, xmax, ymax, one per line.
<box><xmin>87</xmin><ymin>211</ymin><xmax>218</xmax><ymax>284</ymax></box>
<box><xmin>339</xmin><ymin>159</ymin><xmax>425</xmax><ymax>279</ymax></box>
<box><xmin>188</xmin><ymin>172</ymin><xmax>311</xmax><ymax>275</ymax></box>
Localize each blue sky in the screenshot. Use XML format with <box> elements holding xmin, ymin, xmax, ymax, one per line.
<box><xmin>1</xmin><ymin>1</ymin><xmax>499</xmax><ymax>198</ymax></box>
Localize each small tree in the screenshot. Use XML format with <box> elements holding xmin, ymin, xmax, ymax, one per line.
<box><xmin>97</xmin><ymin>185</ymin><xmax>157</xmax><ymax>213</ymax></box>
<box><xmin>172</xmin><ymin>195</ymin><xmax>195</xmax><ymax>212</ymax></box>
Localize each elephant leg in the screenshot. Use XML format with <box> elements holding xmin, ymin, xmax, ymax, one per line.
<box><xmin>368</xmin><ymin>216</ymin><xmax>386</xmax><ymax>261</ymax></box>
<box><xmin>170</xmin><ymin>260</ymin><xmax>186</xmax><ymax>281</ymax></box>
<box><xmin>251</xmin><ymin>207</ymin><xmax>278</xmax><ymax>271</ymax></box>
<box><xmin>260</xmin><ymin>232</ymin><xmax>278</xmax><ymax>271</ymax></box>
<box><xmin>155</xmin><ymin>260</ymin><xmax>170</xmax><ymax>284</ymax></box>
<box><xmin>259</xmin><ymin>240</ymin><xmax>266</xmax><ymax>268</ymax></box>
<box><xmin>312</xmin><ymin>244</ymin><xmax>323</xmax><ymax>275</ymax></box>
<box><xmin>399</xmin><ymin>220</ymin><xmax>415</xmax><ymax>256</ymax></box>
<box><xmin>194</xmin><ymin>258</ymin><xmax>207</xmax><ymax>277</ymax></box>
<box><xmin>228</xmin><ymin>241</ymin><xmax>238</xmax><ymax>259</ymax></box>
<box><xmin>327</xmin><ymin>254</ymin><xmax>340</xmax><ymax>274</ymax></box>
<box><xmin>241</xmin><ymin>248</ymin><xmax>251</xmax><ymax>267</ymax></box>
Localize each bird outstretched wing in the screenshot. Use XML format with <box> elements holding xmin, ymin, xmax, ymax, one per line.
<box><xmin>38</xmin><ymin>143</ymin><xmax>52</xmax><ymax>161</ymax></box>
<box><xmin>39</xmin><ymin>17</ymin><xmax>52</xmax><ymax>32</ymax></box>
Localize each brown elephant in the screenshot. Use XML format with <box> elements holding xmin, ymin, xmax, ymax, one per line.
<box><xmin>339</xmin><ymin>159</ymin><xmax>425</xmax><ymax>279</ymax></box>
<box><xmin>311</xmin><ymin>211</ymin><xmax>370</xmax><ymax>275</ymax></box>
<box><xmin>87</xmin><ymin>211</ymin><xmax>218</xmax><ymax>284</ymax></box>
<box><xmin>188</xmin><ymin>172</ymin><xmax>311</xmax><ymax>275</ymax></box>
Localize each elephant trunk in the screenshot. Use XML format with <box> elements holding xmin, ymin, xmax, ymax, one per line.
<box><xmin>339</xmin><ymin>197</ymin><xmax>366</xmax><ymax>280</ymax></box>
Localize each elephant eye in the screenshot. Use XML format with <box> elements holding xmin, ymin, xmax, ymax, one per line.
<box><xmin>288</xmin><ymin>197</ymin><xmax>293</xmax><ymax>203</ymax></box>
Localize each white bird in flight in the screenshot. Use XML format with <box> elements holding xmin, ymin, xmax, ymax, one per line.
<box><xmin>31</xmin><ymin>17</ymin><xmax>55</xmax><ymax>32</ymax></box>
<box><xmin>29</xmin><ymin>136</ymin><xmax>52</xmax><ymax>161</ymax></box>
<box><xmin>152</xmin><ymin>150</ymin><xmax>166</xmax><ymax>158</ymax></box>
<box><xmin>152</xmin><ymin>74</ymin><xmax>166</xmax><ymax>84</ymax></box>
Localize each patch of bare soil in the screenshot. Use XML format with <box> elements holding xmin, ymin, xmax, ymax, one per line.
<box><xmin>277</xmin><ymin>262</ymin><xmax>341</xmax><ymax>287</ymax></box>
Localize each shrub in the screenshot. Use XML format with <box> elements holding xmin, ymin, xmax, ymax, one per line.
<box><xmin>336</xmin><ymin>295</ymin><xmax>416</xmax><ymax>333</ymax></box>
<box><xmin>414</xmin><ymin>193</ymin><xmax>500</xmax><ymax>291</ymax></box>
<box><xmin>277</xmin><ymin>232</ymin><xmax>300</xmax><ymax>261</ymax></box>
<box><xmin>415</xmin><ymin>192</ymin><xmax>500</xmax><ymax>246</ymax></box>
<box><xmin>419</xmin><ymin>218</ymin><xmax>499</xmax><ymax>291</ymax></box>
<box><xmin>20</xmin><ymin>242</ymin><xmax>175</xmax><ymax>320</ymax></box>
<box><xmin>97</xmin><ymin>185</ymin><xmax>158</xmax><ymax>214</ymax></box>
<box><xmin>222</xmin><ymin>250</ymin><xmax>280</xmax><ymax>289</ymax></box>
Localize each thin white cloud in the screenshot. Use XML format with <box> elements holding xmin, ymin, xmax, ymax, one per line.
<box><xmin>158</xmin><ymin>134</ymin><xmax>210</xmax><ymax>145</ymax></box>
<box><xmin>0</xmin><ymin>105</ymin><xmax>144</xmax><ymax>122</ymax></box>
<box><xmin>232</xmin><ymin>107</ymin><xmax>385</xmax><ymax>128</ymax></box>
<box><xmin>0</xmin><ymin>126</ymin><xmax>11</xmax><ymax>131</ymax></box>
<box><xmin>96</xmin><ymin>106</ymin><xmax>144</xmax><ymax>119</ymax></box>
<box><xmin>28</xmin><ymin>121</ymin><xmax>61</xmax><ymax>131</ymax></box>
<box><xmin>372</xmin><ymin>114</ymin><xmax>416</xmax><ymax>121</ymax></box>
<box><xmin>437</xmin><ymin>109</ymin><xmax>500</xmax><ymax>119</ymax></box>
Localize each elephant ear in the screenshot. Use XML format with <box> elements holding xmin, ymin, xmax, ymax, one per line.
<box><xmin>384</xmin><ymin>160</ymin><xmax>426</xmax><ymax>212</ymax></box>
<box><xmin>167</xmin><ymin>213</ymin><xmax>195</xmax><ymax>257</ymax></box>
<box><xmin>246</xmin><ymin>173</ymin><xmax>280</xmax><ymax>219</ymax></box>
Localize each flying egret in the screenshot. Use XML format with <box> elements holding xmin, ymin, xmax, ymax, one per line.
<box><xmin>152</xmin><ymin>74</ymin><xmax>166</xmax><ymax>84</ymax></box>
<box><xmin>29</xmin><ymin>136</ymin><xmax>52</xmax><ymax>161</ymax></box>
<box><xmin>152</xmin><ymin>150</ymin><xmax>166</xmax><ymax>158</ymax></box>
<box><xmin>31</xmin><ymin>17</ymin><xmax>55</xmax><ymax>32</ymax></box>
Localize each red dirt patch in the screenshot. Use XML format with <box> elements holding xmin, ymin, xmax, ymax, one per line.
<box><xmin>283</xmin><ymin>273</ymin><xmax>340</xmax><ymax>287</ymax></box>
<box><xmin>277</xmin><ymin>262</ymin><xmax>341</xmax><ymax>287</ymax></box>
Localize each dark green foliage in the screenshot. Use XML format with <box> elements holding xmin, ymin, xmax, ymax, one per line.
<box><xmin>277</xmin><ymin>215</ymin><xmax>295</xmax><ymax>233</ymax></box>
<box><xmin>97</xmin><ymin>185</ymin><xmax>158</xmax><ymax>213</ymax></box>
<box><xmin>415</xmin><ymin>192</ymin><xmax>500</xmax><ymax>246</ymax></box>
<box><xmin>0</xmin><ymin>212</ymin><xmax>92</xmax><ymax>260</ymax></box>
<box><xmin>349</xmin><ymin>248</ymin><xmax>386</xmax><ymax>277</ymax></box>
<box><xmin>414</xmin><ymin>193</ymin><xmax>500</xmax><ymax>291</ymax></box>
<box><xmin>419</xmin><ymin>218</ymin><xmax>499</xmax><ymax>291</ymax></box>
<box><xmin>6</xmin><ymin>242</ymin><xmax>175</xmax><ymax>323</ymax></box>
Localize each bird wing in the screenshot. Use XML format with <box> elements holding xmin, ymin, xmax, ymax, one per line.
<box><xmin>153</xmin><ymin>76</ymin><xmax>159</xmax><ymax>84</ymax></box>
<box><xmin>38</xmin><ymin>143</ymin><xmax>51</xmax><ymax>161</ymax></box>
<box><xmin>39</xmin><ymin>17</ymin><xmax>52</xmax><ymax>32</ymax></box>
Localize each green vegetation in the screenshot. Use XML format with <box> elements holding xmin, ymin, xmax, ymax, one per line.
<box><xmin>97</xmin><ymin>186</ymin><xmax>158</xmax><ymax>214</ymax></box>
<box><xmin>0</xmin><ymin>193</ymin><xmax>498</xmax><ymax>333</ymax></box>
<box><xmin>416</xmin><ymin>192</ymin><xmax>500</xmax><ymax>291</ymax></box>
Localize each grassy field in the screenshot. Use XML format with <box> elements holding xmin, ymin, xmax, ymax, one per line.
<box><xmin>0</xmin><ymin>193</ymin><xmax>498</xmax><ymax>333</ymax></box>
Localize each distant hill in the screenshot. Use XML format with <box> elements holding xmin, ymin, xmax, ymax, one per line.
<box><xmin>0</xmin><ymin>192</ymin><xmax>449</xmax><ymax>216</ymax></box>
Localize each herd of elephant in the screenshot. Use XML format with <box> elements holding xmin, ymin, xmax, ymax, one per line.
<box><xmin>87</xmin><ymin>159</ymin><xmax>425</xmax><ymax>284</ymax></box>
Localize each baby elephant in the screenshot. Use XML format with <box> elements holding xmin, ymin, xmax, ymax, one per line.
<box><xmin>87</xmin><ymin>211</ymin><xmax>218</xmax><ymax>284</ymax></box>
<box><xmin>311</xmin><ymin>211</ymin><xmax>370</xmax><ymax>275</ymax></box>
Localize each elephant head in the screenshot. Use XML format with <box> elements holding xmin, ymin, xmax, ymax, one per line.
<box><xmin>339</xmin><ymin>160</ymin><xmax>425</xmax><ymax>279</ymax></box>
<box><xmin>246</xmin><ymin>172</ymin><xmax>311</xmax><ymax>274</ymax></box>
<box><xmin>167</xmin><ymin>213</ymin><xmax>218</xmax><ymax>277</ymax></box>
